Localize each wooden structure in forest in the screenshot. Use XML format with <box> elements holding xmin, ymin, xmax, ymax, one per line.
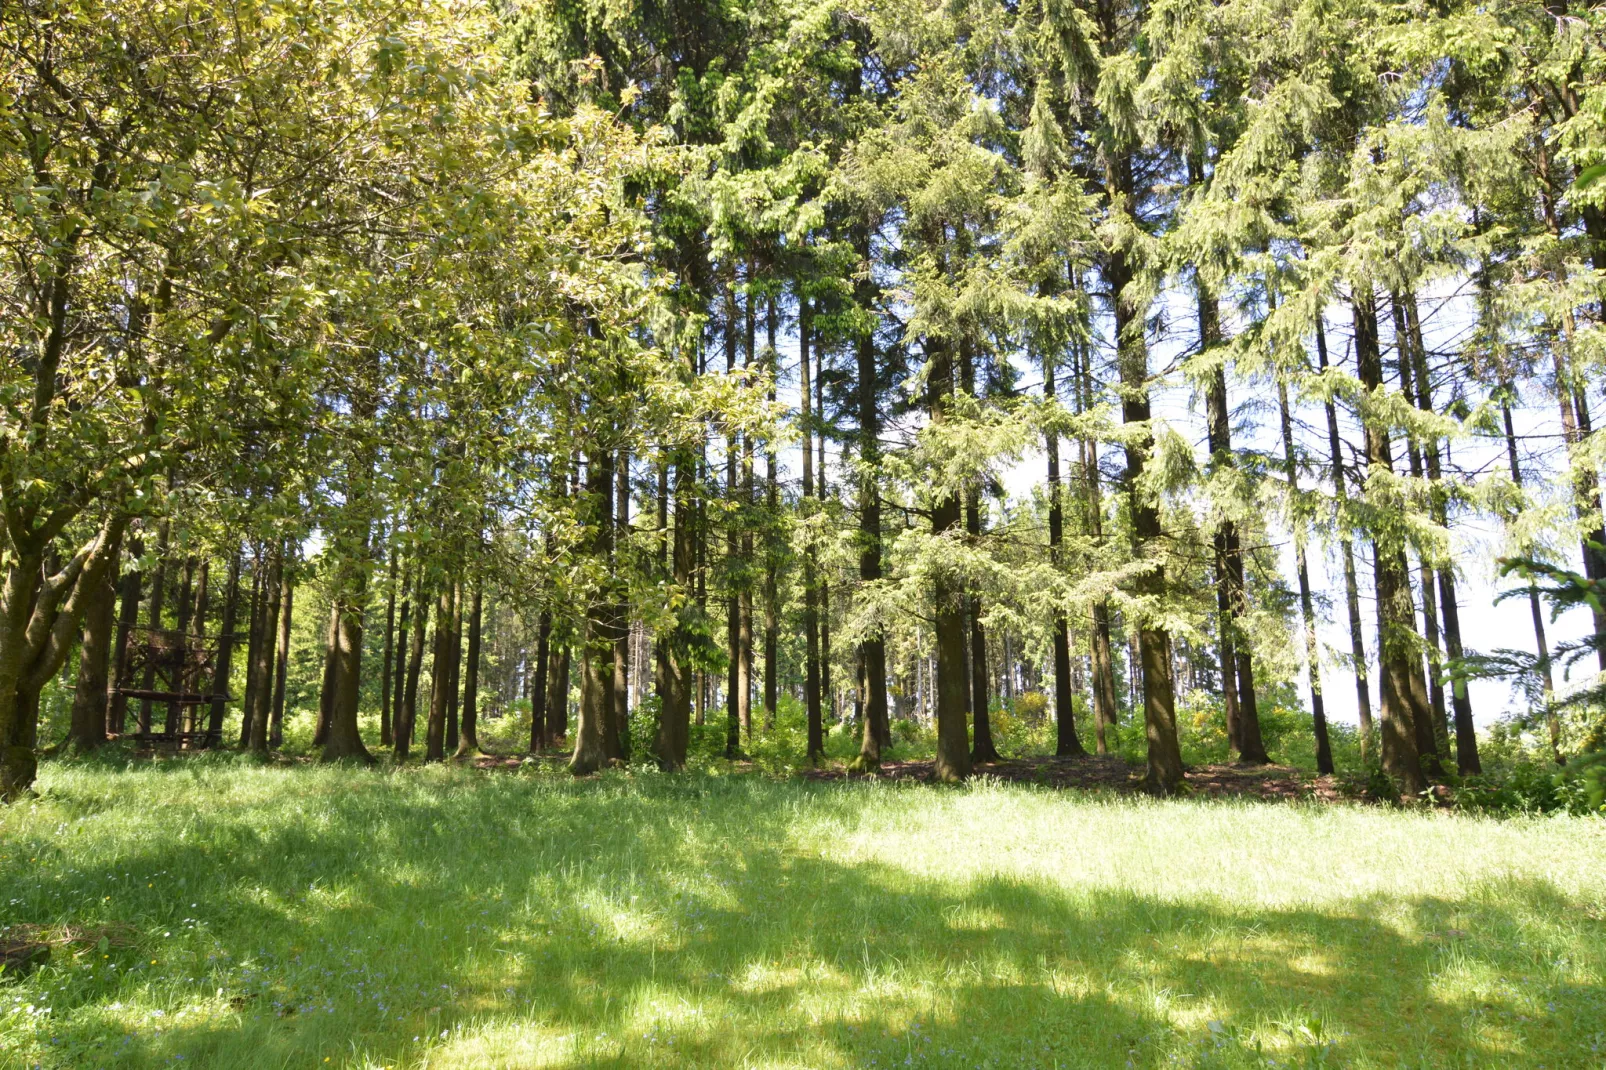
<box><xmin>110</xmin><ymin>626</ymin><xmax>230</xmax><ymax>746</ymax></box>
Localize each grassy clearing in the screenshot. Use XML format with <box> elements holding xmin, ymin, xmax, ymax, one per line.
<box><xmin>1</xmin><ymin>760</ymin><xmax>1603</xmax><ymax>1069</ymax></box>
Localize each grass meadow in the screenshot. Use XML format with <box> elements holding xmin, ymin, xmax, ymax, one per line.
<box><xmin>1</xmin><ymin>759</ymin><xmax>1603</xmax><ymax>1069</ymax></box>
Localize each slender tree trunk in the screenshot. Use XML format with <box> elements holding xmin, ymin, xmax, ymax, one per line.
<box><xmin>167</xmin><ymin>557</ymin><xmax>194</xmax><ymax>735</ymax></box>
<box><xmin>137</xmin><ymin>520</ymin><xmax>170</xmax><ymax>735</ymax></box>
<box><xmin>1502</xmin><ymin>397</ymin><xmax>1563</xmax><ymax>763</ymax></box>
<box><xmin>426</xmin><ymin>587</ymin><xmax>452</xmax><ymax>761</ymax></box>
<box><xmin>1278</xmin><ymin>380</ymin><xmax>1334</xmax><ymax>774</ymax></box>
<box><xmin>655</xmin><ymin>456</ymin><xmax>695</xmax><ymax>769</ymax></box>
<box><xmin>531</xmin><ymin>611</ymin><xmax>551</xmax><ymax>751</ymax></box>
<box><xmin>186</xmin><ymin>559</ymin><xmax>209</xmax><ymax>736</ymax></box>
<box><xmin>445</xmin><ymin>580</ymin><xmax>463</xmax><ymax>754</ymax></box>
<box><xmin>1353</xmin><ymin>289</ymin><xmax>1427</xmax><ymax>795</ymax></box>
<box><xmin>615</xmin><ymin>449</ymin><xmax>632</xmax><ymax>762</ymax></box>
<box><xmin>800</xmin><ymin>295</ymin><xmax>826</xmax><ymax>765</ymax></box>
<box><xmin>269</xmin><ymin>558</ymin><xmax>292</xmax><ymax>749</ymax></box>
<box><xmin>109</xmin><ymin>537</ymin><xmax>143</xmax><ymax>736</ymax></box>
<box><xmin>1392</xmin><ymin>300</ymin><xmax>1450</xmax><ymax>763</ymax></box>
<box><xmin>454</xmin><ymin>580</ymin><xmax>483</xmax><ymax>759</ymax></box>
<box><xmin>248</xmin><ymin>550</ymin><xmax>282</xmax><ymax>755</ymax></box>
<box><xmin>574</xmin><ymin>449</ymin><xmax>617</xmax><ymax>774</ymax></box>
<box><xmin>1200</xmin><ymin>276</ymin><xmax>1268</xmax><ymax>764</ymax></box>
<box><xmin>547</xmin><ymin>643</ymin><xmax>570</xmax><ymax>745</ymax></box>
<box><xmin>849</xmin><ymin>238</ymin><xmax>891</xmax><ymax>764</ymax></box>
<box><xmin>239</xmin><ymin>553</ymin><xmax>266</xmax><ymax>747</ymax></box>
<box><xmin>396</xmin><ymin>573</ymin><xmax>428</xmax><ymax>760</ymax></box>
<box><xmin>380</xmin><ymin>543</ymin><xmax>397</xmax><ymax>749</ymax></box>
<box><xmin>1316</xmin><ymin>317</ymin><xmax>1376</xmax><ymax>755</ymax></box>
<box><xmin>1403</xmin><ymin>294</ymin><xmax>1478</xmax><ymax>773</ymax></box>
<box><xmin>763</xmin><ymin>300</ymin><xmax>780</xmax><ymax>734</ymax></box>
<box><xmin>67</xmin><ymin>531</ymin><xmax>122</xmax><ymax>749</ymax></box>
<box><xmin>1108</xmin><ymin>215</ymin><xmax>1183</xmax><ymax>792</ymax></box>
<box><xmin>312</xmin><ymin>602</ymin><xmax>338</xmax><ymax>747</ymax></box>
<box><xmin>960</xmin><ymin>342</ymin><xmax>1001</xmax><ymax>764</ymax></box>
<box><xmin>1077</xmin><ymin>338</ymin><xmax>1118</xmax><ymax>753</ymax></box>
<box><xmin>926</xmin><ymin>328</ymin><xmax>972</xmax><ymax>783</ymax></box>
<box><xmin>1046</xmin><ymin>342</ymin><xmax>1086</xmax><ymax>758</ymax></box>
<box><xmin>205</xmin><ymin>552</ymin><xmax>242</xmax><ymax>748</ymax></box>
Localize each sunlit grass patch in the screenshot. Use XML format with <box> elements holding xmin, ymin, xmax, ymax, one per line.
<box><xmin>1</xmin><ymin>762</ymin><xmax>1603</xmax><ymax>1068</ymax></box>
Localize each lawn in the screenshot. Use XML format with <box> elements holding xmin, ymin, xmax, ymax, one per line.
<box><xmin>1</xmin><ymin>759</ymin><xmax>1603</xmax><ymax>1069</ymax></box>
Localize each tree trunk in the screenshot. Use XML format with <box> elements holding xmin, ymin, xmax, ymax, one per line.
<box><xmin>926</xmin><ymin>332</ymin><xmax>972</xmax><ymax>783</ymax></box>
<box><xmin>1077</xmin><ymin>340</ymin><xmax>1118</xmax><ymax>754</ymax></box>
<box><xmin>205</xmin><ymin>552</ymin><xmax>243</xmax><ymax>748</ymax></box>
<box><xmin>1278</xmin><ymin>380</ymin><xmax>1334</xmax><ymax>774</ymax></box>
<box><xmin>239</xmin><ymin>553</ymin><xmax>266</xmax><ymax>748</ymax></box>
<box><xmin>574</xmin><ymin>449</ymin><xmax>617</xmax><ymax>774</ymax></box>
<box><xmin>454</xmin><ymin>580</ymin><xmax>483</xmax><ymax>759</ymax></box>
<box><xmin>248</xmin><ymin>550</ymin><xmax>282</xmax><ymax>755</ymax></box>
<box><xmin>615</xmin><ymin>448</ymin><xmax>632</xmax><ymax>761</ymax></box>
<box><xmin>444</xmin><ymin>580</ymin><xmax>463</xmax><ymax>754</ymax></box>
<box><xmin>547</xmin><ymin>643</ymin><xmax>570</xmax><ymax>745</ymax></box>
<box><xmin>108</xmin><ymin>538</ymin><xmax>143</xmax><ymax>737</ymax></box>
<box><xmin>1502</xmin><ymin>397</ymin><xmax>1562</xmax><ymax>762</ymax></box>
<box><xmin>426</xmin><ymin>586</ymin><xmax>452</xmax><ymax>761</ymax></box>
<box><xmin>137</xmin><ymin>520</ymin><xmax>170</xmax><ymax>735</ymax></box>
<box><xmin>1401</xmin><ymin>295</ymin><xmax>1479</xmax><ymax>773</ymax></box>
<box><xmin>67</xmin><ymin>530</ymin><xmax>123</xmax><ymax>750</ymax></box>
<box><xmin>312</xmin><ymin>602</ymin><xmax>338</xmax><ymax>747</ymax></box>
<box><xmin>1353</xmin><ymin>289</ymin><xmax>1426</xmax><ymax>795</ymax></box>
<box><xmin>655</xmin><ymin>457</ymin><xmax>695</xmax><ymax>769</ymax></box>
<box><xmin>799</xmin><ymin>295</ymin><xmax>826</xmax><ymax>766</ymax></box>
<box><xmin>1316</xmin><ymin>316</ymin><xmax>1376</xmax><ymax>755</ymax></box>
<box><xmin>1201</xmin><ymin>278</ymin><xmax>1269</xmax><ymax>764</ymax></box>
<box><xmin>396</xmin><ymin>573</ymin><xmax>428</xmax><ymax>760</ymax></box>
<box><xmin>380</xmin><ymin>544</ymin><xmax>398</xmax><ymax>749</ymax></box>
<box><xmin>1045</xmin><ymin>342</ymin><xmax>1085</xmax><ymax>758</ymax></box>
<box><xmin>531</xmin><ymin>611</ymin><xmax>551</xmax><ymax>752</ymax></box>
<box><xmin>269</xmin><ymin>560</ymin><xmax>292</xmax><ymax>749</ymax></box>
<box><xmin>1109</xmin><ymin>224</ymin><xmax>1182</xmax><ymax>792</ymax></box>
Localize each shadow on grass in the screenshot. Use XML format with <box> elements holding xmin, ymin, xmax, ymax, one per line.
<box><xmin>7</xmin><ymin>770</ymin><xmax>1604</xmax><ymax>1069</ymax></box>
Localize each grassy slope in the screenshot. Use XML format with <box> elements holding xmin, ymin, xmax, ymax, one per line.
<box><xmin>1</xmin><ymin>761</ymin><xmax>1603</xmax><ymax>1069</ymax></box>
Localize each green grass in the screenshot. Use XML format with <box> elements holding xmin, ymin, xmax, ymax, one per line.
<box><xmin>1</xmin><ymin>760</ymin><xmax>1604</xmax><ymax>1069</ymax></box>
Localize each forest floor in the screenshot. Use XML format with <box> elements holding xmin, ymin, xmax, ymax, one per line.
<box><xmin>1</xmin><ymin>760</ymin><xmax>1603</xmax><ymax>1069</ymax></box>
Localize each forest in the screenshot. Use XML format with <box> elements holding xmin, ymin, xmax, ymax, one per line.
<box><xmin>2</xmin><ymin>0</ymin><xmax>1605</xmax><ymax>1066</ymax></box>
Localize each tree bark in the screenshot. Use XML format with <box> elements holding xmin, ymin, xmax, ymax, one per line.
<box><xmin>380</xmin><ymin>543</ymin><xmax>398</xmax><ymax>748</ymax></box>
<box><xmin>445</xmin><ymin>580</ymin><xmax>463</xmax><ymax>754</ymax></box>
<box><xmin>1201</xmin><ymin>278</ymin><xmax>1268</xmax><ymax>764</ymax></box>
<box><xmin>1278</xmin><ymin>380</ymin><xmax>1334</xmax><ymax>774</ymax></box>
<box><xmin>573</xmin><ymin>449</ymin><xmax>616</xmax><ymax>774</ymax></box>
<box><xmin>312</xmin><ymin>602</ymin><xmax>338</xmax><ymax>747</ymax></box>
<box><xmin>1109</xmin><ymin>227</ymin><xmax>1182</xmax><ymax>792</ymax></box>
<box><xmin>926</xmin><ymin>331</ymin><xmax>972</xmax><ymax>783</ymax></box>
<box><xmin>655</xmin><ymin>457</ymin><xmax>695</xmax><ymax>769</ymax></box>
<box><xmin>454</xmin><ymin>580</ymin><xmax>483</xmax><ymax>759</ymax></box>
<box><xmin>1045</xmin><ymin>342</ymin><xmax>1086</xmax><ymax>758</ymax></box>
<box><xmin>269</xmin><ymin>559</ymin><xmax>292</xmax><ymax>749</ymax></box>
<box><xmin>1501</xmin><ymin>397</ymin><xmax>1562</xmax><ymax>762</ymax></box>
<box><xmin>615</xmin><ymin>449</ymin><xmax>632</xmax><ymax>761</ymax></box>
<box><xmin>426</xmin><ymin>586</ymin><xmax>452</xmax><ymax>761</ymax></box>
<box><xmin>248</xmin><ymin>550</ymin><xmax>282</xmax><ymax>754</ymax></box>
<box><xmin>1316</xmin><ymin>317</ymin><xmax>1376</xmax><ymax>755</ymax></box>
<box><xmin>109</xmin><ymin>538</ymin><xmax>143</xmax><ymax>736</ymax></box>
<box><xmin>531</xmin><ymin>610</ymin><xmax>551</xmax><ymax>752</ymax></box>
<box><xmin>396</xmin><ymin>573</ymin><xmax>428</xmax><ymax>760</ymax></box>
<box><xmin>239</xmin><ymin>553</ymin><xmax>266</xmax><ymax>748</ymax></box>
<box><xmin>67</xmin><ymin>530</ymin><xmax>122</xmax><ymax>750</ymax></box>
<box><xmin>205</xmin><ymin>551</ymin><xmax>242</xmax><ymax>748</ymax></box>
<box><xmin>1353</xmin><ymin>289</ymin><xmax>1426</xmax><ymax>795</ymax></box>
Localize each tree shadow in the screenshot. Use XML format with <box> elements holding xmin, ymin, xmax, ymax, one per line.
<box><xmin>6</xmin><ymin>771</ymin><xmax>1603</xmax><ymax>1068</ymax></box>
